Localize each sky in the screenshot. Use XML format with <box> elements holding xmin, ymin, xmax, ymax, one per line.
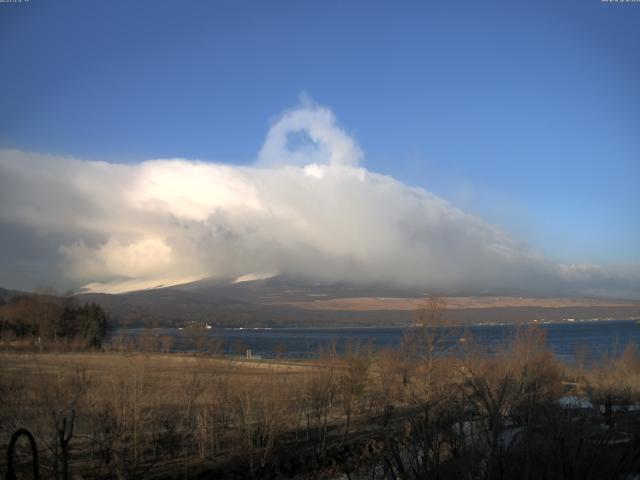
<box><xmin>0</xmin><ymin>1</ymin><xmax>639</xmax><ymax>297</ymax></box>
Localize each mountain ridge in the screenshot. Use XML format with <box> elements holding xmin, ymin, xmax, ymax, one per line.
<box><xmin>2</xmin><ymin>277</ymin><xmax>639</xmax><ymax>328</ymax></box>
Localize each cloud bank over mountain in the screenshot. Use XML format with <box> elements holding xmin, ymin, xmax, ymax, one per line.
<box><xmin>0</xmin><ymin>99</ymin><xmax>638</xmax><ymax>298</ymax></box>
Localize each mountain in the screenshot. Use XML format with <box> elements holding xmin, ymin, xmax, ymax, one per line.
<box><xmin>73</xmin><ymin>276</ymin><xmax>640</xmax><ymax>328</ymax></box>
<box><xmin>0</xmin><ymin>287</ymin><xmax>29</xmax><ymax>302</ymax></box>
<box><xmin>2</xmin><ymin>277</ymin><xmax>638</xmax><ymax>328</ymax></box>
<box><xmin>77</xmin><ymin>278</ymin><xmax>414</xmax><ymax>328</ymax></box>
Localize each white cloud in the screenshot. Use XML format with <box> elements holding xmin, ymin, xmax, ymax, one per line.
<box><xmin>0</xmin><ymin>98</ymin><xmax>637</xmax><ymax>298</ymax></box>
<box><xmin>258</xmin><ymin>95</ymin><xmax>363</xmax><ymax>167</ymax></box>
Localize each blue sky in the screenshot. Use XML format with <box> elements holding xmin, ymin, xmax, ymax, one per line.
<box><xmin>1</xmin><ymin>0</ymin><xmax>639</xmax><ymax>266</ymax></box>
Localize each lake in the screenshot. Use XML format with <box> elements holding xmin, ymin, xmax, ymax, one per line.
<box><xmin>112</xmin><ymin>319</ymin><xmax>640</xmax><ymax>363</ymax></box>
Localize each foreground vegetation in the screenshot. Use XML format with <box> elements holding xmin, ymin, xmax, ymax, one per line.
<box><xmin>2</xmin><ymin>317</ymin><xmax>640</xmax><ymax>479</ymax></box>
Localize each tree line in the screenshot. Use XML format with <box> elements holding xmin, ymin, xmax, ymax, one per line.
<box><xmin>0</xmin><ymin>292</ymin><xmax>108</xmax><ymax>348</ymax></box>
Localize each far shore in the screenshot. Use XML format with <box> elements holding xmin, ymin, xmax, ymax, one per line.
<box><xmin>113</xmin><ymin>315</ymin><xmax>640</xmax><ymax>331</ymax></box>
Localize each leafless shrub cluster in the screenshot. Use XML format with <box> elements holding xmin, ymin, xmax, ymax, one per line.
<box><xmin>585</xmin><ymin>340</ymin><xmax>640</xmax><ymax>414</ymax></box>
<box><xmin>354</xmin><ymin>325</ymin><xmax>640</xmax><ymax>480</ymax></box>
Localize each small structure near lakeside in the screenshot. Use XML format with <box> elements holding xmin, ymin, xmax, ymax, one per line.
<box><xmin>245</xmin><ymin>348</ymin><xmax>262</xmax><ymax>360</ymax></box>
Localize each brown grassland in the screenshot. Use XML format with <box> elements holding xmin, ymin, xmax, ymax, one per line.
<box><xmin>272</xmin><ymin>296</ymin><xmax>638</xmax><ymax>311</ymax></box>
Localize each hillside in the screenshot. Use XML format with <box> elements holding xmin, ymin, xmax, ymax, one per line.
<box><xmin>2</xmin><ymin>277</ymin><xmax>638</xmax><ymax>328</ymax></box>
<box><xmin>77</xmin><ymin>276</ymin><xmax>640</xmax><ymax>328</ymax></box>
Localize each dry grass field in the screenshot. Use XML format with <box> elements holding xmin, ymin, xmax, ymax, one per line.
<box><xmin>3</xmin><ymin>328</ymin><xmax>640</xmax><ymax>479</ymax></box>
<box><xmin>271</xmin><ymin>295</ymin><xmax>639</xmax><ymax>311</ymax></box>
<box><xmin>1</xmin><ymin>352</ymin><xmax>318</xmax><ymax>479</ymax></box>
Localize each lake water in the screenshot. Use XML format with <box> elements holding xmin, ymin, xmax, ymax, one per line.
<box><xmin>113</xmin><ymin>319</ymin><xmax>640</xmax><ymax>363</ymax></box>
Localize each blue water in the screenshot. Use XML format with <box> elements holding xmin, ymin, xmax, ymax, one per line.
<box><xmin>113</xmin><ymin>319</ymin><xmax>640</xmax><ymax>363</ymax></box>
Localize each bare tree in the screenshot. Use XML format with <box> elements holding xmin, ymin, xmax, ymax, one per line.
<box><xmin>274</xmin><ymin>342</ymin><xmax>287</xmax><ymax>359</ymax></box>
<box><xmin>137</xmin><ymin>328</ymin><xmax>157</xmax><ymax>352</ymax></box>
<box><xmin>403</xmin><ymin>296</ymin><xmax>454</xmax><ymax>404</ymax></box>
<box><xmin>31</xmin><ymin>361</ymin><xmax>87</xmax><ymax>479</ymax></box>
<box><xmin>338</xmin><ymin>343</ymin><xmax>372</xmax><ymax>442</ymax></box>
<box><xmin>159</xmin><ymin>335</ymin><xmax>174</xmax><ymax>354</ymax></box>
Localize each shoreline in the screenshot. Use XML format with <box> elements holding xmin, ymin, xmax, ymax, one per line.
<box><xmin>112</xmin><ymin>316</ymin><xmax>640</xmax><ymax>332</ymax></box>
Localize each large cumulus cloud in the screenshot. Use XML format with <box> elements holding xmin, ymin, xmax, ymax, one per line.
<box><xmin>0</xmin><ymin>99</ymin><xmax>638</xmax><ymax>298</ymax></box>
